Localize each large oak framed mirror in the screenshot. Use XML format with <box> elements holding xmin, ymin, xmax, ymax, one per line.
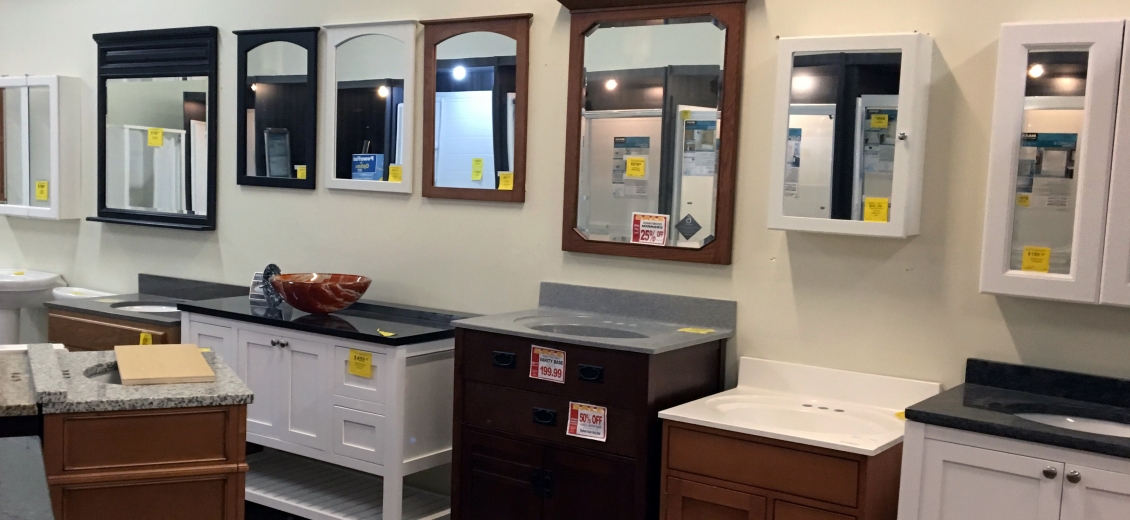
<box><xmin>90</xmin><ymin>27</ymin><xmax>219</xmax><ymax>230</ymax></box>
<box><xmin>560</xmin><ymin>2</ymin><xmax>746</xmax><ymax>264</ymax></box>
<box><xmin>421</xmin><ymin>14</ymin><xmax>531</xmax><ymax>202</ymax></box>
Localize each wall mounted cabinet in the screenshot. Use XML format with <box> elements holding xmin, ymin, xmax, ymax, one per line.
<box><xmin>980</xmin><ymin>20</ymin><xmax>1130</xmax><ymax>304</ymax></box>
<box><xmin>0</xmin><ymin>75</ymin><xmax>80</xmax><ymax>220</ymax></box>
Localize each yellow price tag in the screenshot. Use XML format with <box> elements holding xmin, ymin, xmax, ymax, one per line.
<box><xmin>389</xmin><ymin>165</ymin><xmax>403</xmax><ymax>183</ymax></box>
<box><xmin>139</xmin><ymin>332</ymin><xmax>153</xmax><ymax>345</ymax></box>
<box><xmin>625</xmin><ymin>156</ymin><xmax>647</xmax><ymax>179</ymax></box>
<box><xmin>198</xmin><ymin>347</ymin><xmax>212</xmax><ymax>353</ymax></box>
<box><xmin>870</xmin><ymin>114</ymin><xmax>889</xmax><ymax>129</ymax></box>
<box><xmin>1021</xmin><ymin>246</ymin><xmax>1052</xmax><ymax>273</ymax></box>
<box><xmin>348</xmin><ymin>349</ymin><xmax>373</xmax><ymax>378</ymax></box>
<box><xmin>896</xmin><ymin>411</ymin><xmax>906</xmax><ymax>420</ymax></box>
<box><xmin>1017</xmin><ymin>194</ymin><xmax>1030</xmax><ymax>207</ymax></box>
<box><xmin>863</xmin><ymin>197</ymin><xmax>890</xmax><ymax>223</ymax></box>
<box><xmin>147</xmin><ymin>128</ymin><xmax>164</xmax><ymax>147</ymax></box>
<box><xmin>12</xmin><ymin>271</ymin><xmax>24</xmax><ymax>276</ymax></box>
<box><xmin>295</xmin><ymin>165</ymin><xmax>307</xmax><ymax>180</ymax></box>
<box><xmin>680</xmin><ymin>110</ymin><xmax>691</xmax><ymax>120</ymax></box>
<box><xmin>678</xmin><ymin>327</ymin><xmax>715</xmax><ymax>334</ymax></box>
<box><xmin>377</xmin><ymin>329</ymin><xmax>396</xmax><ymax>338</ymax></box>
<box><xmin>471</xmin><ymin>158</ymin><xmax>484</xmax><ymax>181</ymax></box>
<box><xmin>35</xmin><ymin>181</ymin><xmax>49</xmax><ymax>201</ymax></box>
<box><xmin>498</xmin><ymin>172</ymin><xmax>514</xmax><ymax>191</ymax></box>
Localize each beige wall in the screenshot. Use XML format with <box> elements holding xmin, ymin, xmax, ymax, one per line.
<box><xmin>2</xmin><ymin>0</ymin><xmax>1130</xmax><ymax>388</ymax></box>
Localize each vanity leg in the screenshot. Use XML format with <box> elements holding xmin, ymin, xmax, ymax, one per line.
<box><xmin>383</xmin><ymin>471</ymin><xmax>404</xmax><ymax>520</ymax></box>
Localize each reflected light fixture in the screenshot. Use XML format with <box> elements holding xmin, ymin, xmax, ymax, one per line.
<box><xmin>791</xmin><ymin>75</ymin><xmax>815</xmax><ymax>93</ymax></box>
<box><xmin>377</xmin><ymin>85</ymin><xmax>390</xmax><ymax>98</ymax></box>
<box><xmin>452</xmin><ymin>66</ymin><xmax>467</xmax><ymax>81</ymax></box>
<box><xmin>250</xmin><ymin>83</ymin><xmax>258</xmax><ymax>92</ymax></box>
<box><xmin>605</xmin><ymin>79</ymin><xmax>618</xmax><ymax>91</ymax></box>
<box><xmin>1028</xmin><ymin>64</ymin><xmax>1045</xmax><ymax>78</ymax></box>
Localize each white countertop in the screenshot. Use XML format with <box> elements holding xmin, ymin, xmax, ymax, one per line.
<box><xmin>659</xmin><ymin>357</ymin><xmax>942</xmax><ymax>456</ymax></box>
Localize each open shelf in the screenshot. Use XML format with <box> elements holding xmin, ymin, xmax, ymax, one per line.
<box><xmin>246</xmin><ymin>449</ymin><xmax>450</xmax><ymax>520</ymax></box>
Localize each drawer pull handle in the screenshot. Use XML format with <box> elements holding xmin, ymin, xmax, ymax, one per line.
<box><xmin>492</xmin><ymin>351</ymin><xmax>517</xmax><ymax>368</ymax></box>
<box><xmin>578</xmin><ymin>364</ymin><xmax>604</xmax><ymax>383</ymax></box>
<box><xmin>532</xmin><ymin>408</ymin><xmax>557</xmax><ymax>426</ymax></box>
<box><xmin>529</xmin><ymin>469</ymin><xmax>554</xmax><ymax>498</ymax></box>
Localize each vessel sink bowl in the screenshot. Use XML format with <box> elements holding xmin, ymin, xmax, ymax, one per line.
<box><xmin>1015</xmin><ymin>413</ymin><xmax>1130</xmax><ymax>438</ymax></box>
<box><xmin>527</xmin><ymin>323</ymin><xmax>648</xmax><ymax>339</ymax></box>
<box><xmin>110</xmin><ymin>301</ymin><xmax>180</xmax><ymax>314</ymax></box>
<box><xmin>270</xmin><ymin>273</ymin><xmax>372</xmax><ymax>314</ymax></box>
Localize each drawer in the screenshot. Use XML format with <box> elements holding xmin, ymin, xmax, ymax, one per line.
<box><xmin>666</xmin><ymin>426</ymin><xmax>859</xmax><ymax>508</ymax></box>
<box><xmin>52</xmin><ymin>473</ymin><xmax>243</xmax><ymax>520</ymax></box>
<box><xmin>48</xmin><ymin>310</ymin><xmax>179</xmax><ymax>351</ymax></box>
<box><xmin>333</xmin><ymin>346</ymin><xmax>388</xmax><ymax>405</ymax></box>
<box><xmin>459</xmin><ymin>329</ymin><xmax>647</xmax><ymax>409</ymax></box>
<box><xmin>463</xmin><ymin>381</ymin><xmax>640</xmax><ymax>458</ymax></box>
<box><xmin>774</xmin><ymin>502</ymin><xmax>855</xmax><ymax>520</ymax></box>
<box><xmin>331</xmin><ymin>406</ymin><xmax>386</xmax><ymax>465</ymax></box>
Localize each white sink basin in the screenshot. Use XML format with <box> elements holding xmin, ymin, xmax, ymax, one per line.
<box><xmin>1016</xmin><ymin>413</ymin><xmax>1130</xmax><ymax>438</ymax></box>
<box><xmin>0</xmin><ymin>269</ymin><xmax>63</xmax><ymax>344</ymax></box>
<box><xmin>708</xmin><ymin>395</ymin><xmax>904</xmax><ymax>437</ymax></box>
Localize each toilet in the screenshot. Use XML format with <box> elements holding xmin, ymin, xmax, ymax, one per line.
<box><xmin>52</xmin><ymin>287</ymin><xmax>115</xmax><ymax>300</ymax></box>
<box><xmin>0</xmin><ymin>269</ymin><xmax>64</xmax><ymax>344</ymax></box>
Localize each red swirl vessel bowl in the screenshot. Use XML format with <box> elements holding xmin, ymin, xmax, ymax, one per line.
<box><xmin>270</xmin><ymin>273</ymin><xmax>372</xmax><ymax>314</ymax></box>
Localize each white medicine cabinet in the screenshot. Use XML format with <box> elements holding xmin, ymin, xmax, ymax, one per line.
<box><xmin>0</xmin><ymin>75</ymin><xmax>80</xmax><ymax>220</ymax></box>
<box><xmin>980</xmin><ymin>20</ymin><xmax>1130</xmax><ymax>305</ymax></box>
<box><xmin>767</xmin><ymin>33</ymin><xmax>934</xmax><ymax>238</ymax></box>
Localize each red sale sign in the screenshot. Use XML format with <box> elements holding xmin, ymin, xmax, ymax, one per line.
<box><xmin>567</xmin><ymin>402</ymin><xmax>608</xmax><ymax>442</ymax></box>
<box><xmin>630</xmin><ymin>212</ymin><xmax>669</xmax><ymax>246</ymax></box>
<box><xmin>529</xmin><ymin>346</ymin><xmax>565</xmax><ymax>384</ymax></box>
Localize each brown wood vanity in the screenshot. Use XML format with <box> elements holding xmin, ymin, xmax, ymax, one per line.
<box><xmin>47</xmin><ymin>308</ymin><xmax>180</xmax><ymax>351</ymax></box>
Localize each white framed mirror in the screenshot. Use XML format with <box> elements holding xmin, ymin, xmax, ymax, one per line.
<box><xmin>323</xmin><ymin>21</ymin><xmax>417</xmax><ymax>193</ymax></box>
<box><xmin>767</xmin><ymin>33</ymin><xmax>933</xmax><ymax>238</ymax></box>
<box><xmin>0</xmin><ymin>75</ymin><xmax>80</xmax><ymax>220</ymax></box>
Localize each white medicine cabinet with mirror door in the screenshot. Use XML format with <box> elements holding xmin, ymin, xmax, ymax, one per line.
<box><xmin>980</xmin><ymin>20</ymin><xmax>1130</xmax><ymax>304</ymax></box>
<box><xmin>767</xmin><ymin>33</ymin><xmax>933</xmax><ymax>238</ymax></box>
<box><xmin>0</xmin><ymin>75</ymin><xmax>80</xmax><ymax>220</ymax></box>
<box><xmin>323</xmin><ymin>21</ymin><xmax>417</xmax><ymax>193</ymax></box>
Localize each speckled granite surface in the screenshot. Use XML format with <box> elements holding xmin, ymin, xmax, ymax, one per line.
<box><xmin>41</xmin><ymin>349</ymin><xmax>253</xmax><ymax>415</ymax></box>
<box><xmin>27</xmin><ymin>344</ymin><xmax>66</xmax><ymax>404</ymax></box>
<box><xmin>0</xmin><ymin>352</ymin><xmax>36</xmax><ymax>417</ymax></box>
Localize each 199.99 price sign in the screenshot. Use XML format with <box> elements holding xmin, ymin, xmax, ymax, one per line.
<box><xmin>567</xmin><ymin>402</ymin><xmax>608</xmax><ymax>442</ymax></box>
<box><xmin>529</xmin><ymin>346</ymin><xmax>565</xmax><ymax>384</ymax></box>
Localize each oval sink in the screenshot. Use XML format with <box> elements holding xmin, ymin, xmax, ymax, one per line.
<box><xmin>85</xmin><ymin>367</ymin><xmax>123</xmax><ymax>385</ymax></box>
<box><xmin>527</xmin><ymin>324</ymin><xmax>648</xmax><ymax>339</ymax></box>
<box><xmin>1015</xmin><ymin>413</ymin><xmax>1130</xmax><ymax>438</ymax></box>
<box><xmin>110</xmin><ymin>301</ymin><xmax>180</xmax><ymax>313</ymax></box>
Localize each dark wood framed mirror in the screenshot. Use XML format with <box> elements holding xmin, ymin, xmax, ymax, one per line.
<box><xmin>90</xmin><ymin>26</ymin><xmax>219</xmax><ymax>231</ymax></box>
<box><xmin>420</xmin><ymin>14</ymin><xmax>531</xmax><ymax>202</ymax></box>
<box><xmin>559</xmin><ymin>1</ymin><xmax>746</xmax><ymax>264</ymax></box>
<box><xmin>235</xmin><ymin>27</ymin><xmax>319</xmax><ymax>190</ymax></box>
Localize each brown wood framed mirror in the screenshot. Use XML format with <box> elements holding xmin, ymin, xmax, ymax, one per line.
<box><xmin>421</xmin><ymin>14</ymin><xmax>531</xmax><ymax>202</ymax></box>
<box><xmin>560</xmin><ymin>1</ymin><xmax>746</xmax><ymax>264</ymax></box>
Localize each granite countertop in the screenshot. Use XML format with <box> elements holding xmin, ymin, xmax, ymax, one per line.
<box><xmin>906</xmin><ymin>359</ymin><xmax>1130</xmax><ymax>458</ymax></box>
<box><xmin>452</xmin><ymin>282</ymin><xmax>737</xmax><ymax>354</ymax></box>
<box><xmin>0</xmin><ymin>437</ymin><xmax>54</xmax><ymax>520</ymax></box>
<box><xmin>0</xmin><ymin>352</ymin><xmax>36</xmax><ymax>417</ymax></box>
<box><xmin>179</xmin><ymin>296</ymin><xmax>472</xmax><ymax>347</ymax></box>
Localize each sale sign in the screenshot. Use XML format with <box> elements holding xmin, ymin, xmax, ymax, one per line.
<box><xmin>630</xmin><ymin>212</ymin><xmax>669</xmax><ymax>246</ymax></box>
<box><xmin>567</xmin><ymin>402</ymin><xmax>608</xmax><ymax>442</ymax></box>
<box><xmin>529</xmin><ymin>346</ymin><xmax>566</xmax><ymax>384</ymax></box>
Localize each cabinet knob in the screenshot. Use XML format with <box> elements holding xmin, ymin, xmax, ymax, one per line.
<box><xmin>1043</xmin><ymin>467</ymin><xmax>1058</xmax><ymax>479</ymax></box>
<box><xmin>279</xmin><ymin>340</ymin><xmax>289</xmax><ymax>348</ymax></box>
<box><xmin>1066</xmin><ymin>471</ymin><xmax>1082</xmax><ymax>484</ymax></box>
<box><xmin>898</xmin><ymin>132</ymin><xmax>908</xmax><ymax>141</ymax></box>
<box><xmin>270</xmin><ymin>339</ymin><xmax>280</xmax><ymax>347</ymax></box>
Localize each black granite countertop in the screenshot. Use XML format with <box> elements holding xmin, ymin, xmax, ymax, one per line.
<box><xmin>44</xmin><ymin>293</ymin><xmax>184</xmax><ymax>326</ymax></box>
<box><xmin>179</xmin><ymin>296</ymin><xmax>473</xmax><ymax>346</ymax></box>
<box><xmin>906</xmin><ymin>359</ymin><xmax>1130</xmax><ymax>458</ymax></box>
<box><xmin>0</xmin><ymin>437</ymin><xmax>53</xmax><ymax>519</ymax></box>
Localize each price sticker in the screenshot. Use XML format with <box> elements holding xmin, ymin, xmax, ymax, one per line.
<box><xmin>295</xmin><ymin>165</ymin><xmax>307</xmax><ymax>180</ymax></box>
<box><xmin>625</xmin><ymin>156</ymin><xmax>647</xmax><ymax>179</ymax></box>
<box><xmin>678</xmin><ymin>327</ymin><xmax>715</xmax><ymax>334</ymax></box>
<box><xmin>471</xmin><ymin>158</ymin><xmax>484</xmax><ymax>181</ymax></box>
<box><xmin>348</xmin><ymin>349</ymin><xmax>373</xmax><ymax>378</ymax></box>
<box><xmin>389</xmin><ymin>165</ymin><xmax>403</xmax><ymax>183</ymax></box>
<box><xmin>529</xmin><ymin>346</ymin><xmax>565</xmax><ymax>384</ymax></box>
<box><xmin>863</xmin><ymin>197</ymin><xmax>889</xmax><ymax>223</ymax></box>
<box><xmin>139</xmin><ymin>332</ymin><xmax>153</xmax><ymax>345</ymax></box>
<box><xmin>1021</xmin><ymin>246</ymin><xmax>1052</xmax><ymax>273</ymax></box>
<box><xmin>870</xmin><ymin>113</ymin><xmax>889</xmax><ymax>129</ymax></box>
<box><xmin>567</xmin><ymin>402</ymin><xmax>608</xmax><ymax>442</ymax></box>
<box><xmin>498</xmin><ymin>172</ymin><xmax>514</xmax><ymax>191</ymax></box>
<box><xmin>1017</xmin><ymin>194</ymin><xmax>1030</xmax><ymax>207</ymax></box>
<box><xmin>198</xmin><ymin>347</ymin><xmax>212</xmax><ymax>353</ymax></box>
<box><xmin>630</xmin><ymin>212</ymin><xmax>668</xmax><ymax>246</ymax></box>
<box><xmin>35</xmin><ymin>181</ymin><xmax>49</xmax><ymax>201</ymax></box>
<box><xmin>147</xmin><ymin>128</ymin><xmax>164</xmax><ymax>147</ymax></box>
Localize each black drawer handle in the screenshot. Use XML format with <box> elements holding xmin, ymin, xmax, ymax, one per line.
<box><xmin>492</xmin><ymin>351</ymin><xmax>517</xmax><ymax>368</ymax></box>
<box><xmin>532</xmin><ymin>407</ymin><xmax>557</xmax><ymax>426</ymax></box>
<box><xmin>578</xmin><ymin>364</ymin><xmax>604</xmax><ymax>383</ymax></box>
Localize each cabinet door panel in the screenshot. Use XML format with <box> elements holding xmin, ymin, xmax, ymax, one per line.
<box><xmin>332</xmin><ymin>345</ymin><xmax>388</xmax><ymax>405</ymax></box>
<box><xmin>331</xmin><ymin>405</ymin><xmax>386</xmax><ymax>465</ymax></box>
<box><xmin>278</xmin><ymin>337</ymin><xmax>332</xmax><ymax>451</ymax></box>
<box><xmin>541</xmin><ymin>447</ymin><xmax>635</xmax><ymax>520</ymax></box>
<box><xmin>188</xmin><ymin>321</ymin><xmax>238</xmax><ymax>377</ymax></box>
<box><xmin>1100</xmin><ymin>31</ymin><xmax>1130</xmax><ymax>306</ymax></box>
<box><xmin>916</xmin><ymin>440</ymin><xmax>1062</xmax><ymax>520</ymax></box>
<box><xmin>1061</xmin><ymin>464</ymin><xmax>1130</xmax><ymax>520</ymax></box>
<box><xmin>459</xmin><ymin>429</ymin><xmax>543</xmax><ymax>520</ymax></box>
<box><xmin>666</xmin><ymin>477</ymin><xmax>766</xmax><ymax>520</ymax></box>
<box><xmin>239</xmin><ymin>330</ymin><xmax>280</xmax><ymax>438</ymax></box>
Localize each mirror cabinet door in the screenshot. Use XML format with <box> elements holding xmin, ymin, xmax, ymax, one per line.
<box><xmin>562</xmin><ymin>3</ymin><xmax>745</xmax><ymax>264</ymax></box>
<box><xmin>1</xmin><ymin>83</ymin><xmax>27</xmax><ymax>207</ymax></box>
<box><xmin>236</xmin><ymin>28</ymin><xmax>318</xmax><ymax>189</ymax></box>
<box><xmin>325</xmin><ymin>21</ymin><xmax>416</xmax><ymax>193</ymax></box>
<box><xmin>422</xmin><ymin>14</ymin><xmax>531</xmax><ymax>202</ymax></box>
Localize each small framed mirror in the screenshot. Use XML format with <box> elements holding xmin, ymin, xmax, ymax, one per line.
<box><xmin>324</xmin><ymin>21</ymin><xmax>417</xmax><ymax>193</ymax></box>
<box><xmin>561</xmin><ymin>2</ymin><xmax>746</xmax><ymax>264</ymax></box>
<box><xmin>91</xmin><ymin>27</ymin><xmax>219</xmax><ymax>230</ymax></box>
<box><xmin>235</xmin><ymin>28</ymin><xmax>318</xmax><ymax>190</ymax></box>
<box><xmin>767</xmin><ymin>33</ymin><xmax>933</xmax><ymax>238</ymax></box>
<box><xmin>421</xmin><ymin>14</ymin><xmax>531</xmax><ymax>202</ymax></box>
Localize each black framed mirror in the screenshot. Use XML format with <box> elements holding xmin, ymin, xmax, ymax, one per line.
<box><xmin>235</xmin><ymin>27</ymin><xmax>319</xmax><ymax>190</ymax></box>
<box><xmin>90</xmin><ymin>26</ymin><xmax>219</xmax><ymax>231</ymax></box>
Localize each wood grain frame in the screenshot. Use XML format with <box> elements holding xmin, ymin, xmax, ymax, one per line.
<box><xmin>561</xmin><ymin>2</ymin><xmax>746</xmax><ymax>265</ymax></box>
<box><xmin>421</xmin><ymin>14</ymin><xmax>531</xmax><ymax>202</ymax></box>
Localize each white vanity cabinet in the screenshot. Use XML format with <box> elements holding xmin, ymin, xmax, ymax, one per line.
<box><xmin>898</xmin><ymin>422</ymin><xmax>1130</xmax><ymax>520</ymax></box>
<box><xmin>980</xmin><ymin>20</ymin><xmax>1130</xmax><ymax>304</ymax></box>
<box><xmin>182</xmin><ymin>312</ymin><xmax>455</xmax><ymax>520</ymax></box>
<box><xmin>0</xmin><ymin>75</ymin><xmax>80</xmax><ymax>220</ymax></box>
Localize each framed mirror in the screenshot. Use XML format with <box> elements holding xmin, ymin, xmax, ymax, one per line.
<box><xmin>235</xmin><ymin>28</ymin><xmax>318</xmax><ymax>190</ymax></box>
<box><xmin>324</xmin><ymin>21</ymin><xmax>417</xmax><ymax>193</ymax></box>
<box><xmin>0</xmin><ymin>75</ymin><xmax>81</xmax><ymax>220</ymax></box>
<box><xmin>560</xmin><ymin>2</ymin><xmax>745</xmax><ymax>264</ymax></box>
<box><xmin>767</xmin><ymin>33</ymin><xmax>933</xmax><ymax>238</ymax></box>
<box><xmin>90</xmin><ymin>27</ymin><xmax>218</xmax><ymax>230</ymax></box>
<box><xmin>421</xmin><ymin>14</ymin><xmax>531</xmax><ymax>202</ymax></box>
